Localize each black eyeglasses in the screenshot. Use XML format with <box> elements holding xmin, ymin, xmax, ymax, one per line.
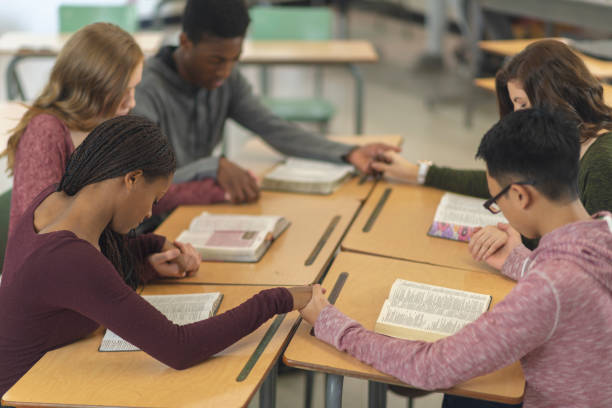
<box><xmin>483</xmin><ymin>181</ymin><xmax>535</xmax><ymax>214</ymax></box>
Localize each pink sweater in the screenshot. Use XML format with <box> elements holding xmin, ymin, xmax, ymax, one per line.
<box><xmin>10</xmin><ymin>114</ymin><xmax>226</xmax><ymax>235</ymax></box>
<box><xmin>315</xmin><ymin>213</ymin><xmax>612</xmax><ymax>407</ymax></box>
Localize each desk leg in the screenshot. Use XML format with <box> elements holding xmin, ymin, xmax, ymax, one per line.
<box><xmin>368</xmin><ymin>381</ymin><xmax>387</xmax><ymax>408</ymax></box>
<box><xmin>325</xmin><ymin>373</ymin><xmax>344</xmax><ymax>408</ymax></box>
<box><xmin>349</xmin><ymin>64</ymin><xmax>364</xmax><ymax>134</ymax></box>
<box><xmin>260</xmin><ymin>362</ymin><xmax>277</xmax><ymax>408</ymax></box>
<box><xmin>464</xmin><ymin>0</ymin><xmax>484</xmax><ymax>127</ymax></box>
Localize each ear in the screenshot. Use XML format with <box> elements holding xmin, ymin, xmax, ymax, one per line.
<box><xmin>179</xmin><ymin>32</ymin><xmax>192</xmax><ymax>51</ymax></box>
<box><xmin>123</xmin><ymin>170</ymin><xmax>145</xmax><ymax>190</ymax></box>
<box><xmin>510</xmin><ymin>184</ymin><xmax>534</xmax><ymax>210</ymax></box>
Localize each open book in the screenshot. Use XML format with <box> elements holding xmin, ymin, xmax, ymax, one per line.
<box><xmin>375</xmin><ymin>279</ymin><xmax>491</xmax><ymax>342</ymax></box>
<box><xmin>262</xmin><ymin>157</ymin><xmax>355</xmax><ymax>195</ymax></box>
<box><xmin>99</xmin><ymin>293</ymin><xmax>223</xmax><ymax>352</ymax></box>
<box><xmin>428</xmin><ymin>192</ymin><xmax>508</xmax><ymax>242</ymax></box>
<box><xmin>176</xmin><ymin>212</ymin><xmax>290</xmax><ymax>262</ymax></box>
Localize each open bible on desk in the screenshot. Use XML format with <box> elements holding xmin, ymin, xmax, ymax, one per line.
<box><xmin>100</xmin><ymin>292</ymin><xmax>223</xmax><ymax>352</ymax></box>
<box><xmin>176</xmin><ymin>212</ymin><xmax>290</xmax><ymax>262</ymax></box>
<box><xmin>428</xmin><ymin>193</ymin><xmax>508</xmax><ymax>242</ymax></box>
<box><xmin>375</xmin><ymin>279</ymin><xmax>491</xmax><ymax>342</ymax></box>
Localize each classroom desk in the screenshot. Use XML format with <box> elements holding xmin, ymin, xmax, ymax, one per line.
<box><xmin>474</xmin><ymin>77</ymin><xmax>612</xmax><ymax>106</ymax></box>
<box><xmin>2</xmin><ymin>283</ymin><xmax>299</xmax><ymax>408</ymax></box>
<box><xmin>0</xmin><ymin>31</ymin><xmax>164</xmax><ymax>56</ymax></box>
<box><xmin>232</xmin><ymin>134</ymin><xmax>403</xmax><ymax>202</ymax></box>
<box><xmin>0</xmin><ymin>31</ymin><xmax>164</xmax><ymax>100</ymax></box>
<box><xmin>155</xmin><ymin>192</ymin><xmax>360</xmax><ymax>286</ymax></box>
<box><xmin>240</xmin><ymin>40</ymin><xmax>379</xmax><ymax>134</ymax></box>
<box><xmin>478</xmin><ymin>38</ymin><xmax>612</xmax><ymax>79</ymax></box>
<box><xmin>283</xmin><ymin>251</ymin><xmax>525</xmax><ymax>407</ymax></box>
<box><xmin>341</xmin><ymin>181</ymin><xmax>497</xmax><ymax>274</ymax></box>
<box><xmin>240</xmin><ymin>40</ymin><xmax>378</xmax><ymax>64</ymax></box>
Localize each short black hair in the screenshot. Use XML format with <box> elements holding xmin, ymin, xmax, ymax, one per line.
<box><xmin>182</xmin><ymin>0</ymin><xmax>251</xmax><ymax>43</ymax></box>
<box><xmin>476</xmin><ymin>108</ymin><xmax>580</xmax><ymax>202</ymax></box>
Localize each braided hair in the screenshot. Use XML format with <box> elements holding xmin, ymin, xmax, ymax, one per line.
<box><xmin>58</xmin><ymin>115</ymin><xmax>176</xmax><ymax>289</ymax></box>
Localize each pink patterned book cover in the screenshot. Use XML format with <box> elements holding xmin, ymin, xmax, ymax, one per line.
<box><xmin>427</xmin><ymin>193</ymin><xmax>508</xmax><ymax>243</ymax></box>
<box><xmin>427</xmin><ymin>222</ymin><xmax>476</xmax><ymax>242</ymax></box>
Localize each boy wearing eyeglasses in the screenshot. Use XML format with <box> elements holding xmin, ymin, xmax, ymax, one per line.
<box><xmin>300</xmin><ymin>108</ymin><xmax>612</xmax><ymax>407</ymax></box>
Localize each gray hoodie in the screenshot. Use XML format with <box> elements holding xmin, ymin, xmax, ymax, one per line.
<box><xmin>133</xmin><ymin>46</ymin><xmax>355</xmax><ymax>183</ymax></box>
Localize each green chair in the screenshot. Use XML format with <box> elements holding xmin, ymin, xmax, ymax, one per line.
<box><xmin>249</xmin><ymin>6</ymin><xmax>336</xmax><ymax>133</ymax></box>
<box><xmin>59</xmin><ymin>4</ymin><xmax>139</xmax><ymax>33</ymax></box>
<box><xmin>0</xmin><ymin>189</ymin><xmax>12</xmax><ymax>274</ymax></box>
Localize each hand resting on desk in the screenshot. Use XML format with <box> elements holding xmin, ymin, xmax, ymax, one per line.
<box><xmin>217</xmin><ymin>156</ymin><xmax>260</xmax><ymax>204</ymax></box>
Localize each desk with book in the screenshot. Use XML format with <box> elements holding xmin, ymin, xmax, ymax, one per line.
<box><xmin>2</xmin><ymin>283</ymin><xmax>299</xmax><ymax>408</ymax></box>
<box><xmin>232</xmin><ymin>134</ymin><xmax>403</xmax><ymax>202</ymax></box>
<box><xmin>155</xmin><ymin>192</ymin><xmax>360</xmax><ymax>286</ymax></box>
<box><xmin>283</xmin><ymin>251</ymin><xmax>525</xmax><ymax>407</ymax></box>
<box><xmin>341</xmin><ymin>181</ymin><xmax>501</xmax><ymax>274</ymax></box>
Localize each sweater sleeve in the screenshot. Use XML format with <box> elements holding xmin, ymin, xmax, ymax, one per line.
<box><xmin>10</xmin><ymin>115</ymin><xmax>71</xmax><ymax>234</ymax></box>
<box><xmin>227</xmin><ymin>70</ymin><xmax>355</xmax><ymax>163</ymax></box>
<box><xmin>424</xmin><ymin>166</ymin><xmax>490</xmax><ymax>198</ymax></box>
<box><xmin>501</xmin><ymin>244</ymin><xmax>533</xmax><ymax>281</ymax></box>
<box><xmin>314</xmin><ymin>270</ymin><xmax>557</xmax><ymax>390</ymax></box>
<box><xmin>153</xmin><ymin>179</ymin><xmax>226</xmax><ymax>215</ymax></box>
<box><xmin>579</xmin><ymin>136</ymin><xmax>612</xmax><ymax>214</ymax></box>
<box><xmin>42</xmin><ymin>240</ymin><xmax>294</xmax><ymax>370</ymax></box>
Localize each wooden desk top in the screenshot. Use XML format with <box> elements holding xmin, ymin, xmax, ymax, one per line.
<box><xmin>341</xmin><ymin>181</ymin><xmax>498</xmax><ymax>274</ymax></box>
<box><xmin>233</xmin><ymin>134</ymin><xmax>403</xmax><ymax>202</ymax></box>
<box><xmin>474</xmin><ymin>77</ymin><xmax>612</xmax><ymax>106</ymax></box>
<box><xmin>0</xmin><ymin>31</ymin><xmax>163</xmax><ymax>56</ymax></box>
<box><xmin>478</xmin><ymin>38</ymin><xmax>612</xmax><ymax>79</ymax></box>
<box><xmin>3</xmin><ymin>284</ymin><xmax>299</xmax><ymax>408</ymax></box>
<box><xmin>155</xmin><ymin>192</ymin><xmax>360</xmax><ymax>285</ymax></box>
<box><xmin>240</xmin><ymin>40</ymin><xmax>379</xmax><ymax>64</ymax></box>
<box><xmin>283</xmin><ymin>252</ymin><xmax>524</xmax><ymax>404</ymax></box>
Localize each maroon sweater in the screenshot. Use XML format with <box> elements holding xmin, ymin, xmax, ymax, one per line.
<box><xmin>0</xmin><ymin>186</ymin><xmax>293</xmax><ymax>396</ymax></box>
<box><xmin>10</xmin><ymin>114</ymin><xmax>226</xmax><ymax>235</ymax></box>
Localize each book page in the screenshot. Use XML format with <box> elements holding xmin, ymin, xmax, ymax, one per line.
<box><xmin>100</xmin><ymin>293</ymin><xmax>222</xmax><ymax>352</ymax></box>
<box><xmin>268</xmin><ymin>158</ymin><xmax>355</xmax><ymax>182</ymax></box>
<box><xmin>376</xmin><ymin>279</ymin><xmax>491</xmax><ymax>339</ymax></box>
<box><xmin>428</xmin><ymin>193</ymin><xmax>508</xmax><ymax>242</ymax></box>
<box><xmin>262</xmin><ymin>157</ymin><xmax>354</xmax><ymax>194</ymax></box>
<box><xmin>189</xmin><ymin>212</ymin><xmax>281</xmax><ymax>234</ymax></box>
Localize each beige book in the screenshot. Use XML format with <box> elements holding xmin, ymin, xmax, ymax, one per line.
<box><xmin>100</xmin><ymin>293</ymin><xmax>223</xmax><ymax>352</ymax></box>
<box><xmin>176</xmin><ymin>212</ymin><xmax>290</xmax><ymax>262</ymax></box>
<box><xmin>375</xmin><ymin>279</ymin><xmax>492</xmax><ymax>342</ymax></box>
<box><xmin>428</xmin><ymin>192</ymin><xmax>508</xmax><ymax>242</ymax></box>
<box><xmin>262</xmin><ymin>157</ymin><xmax>355</xmax><ymax>195</ymax></box>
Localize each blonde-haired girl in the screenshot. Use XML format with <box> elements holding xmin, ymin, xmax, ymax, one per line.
<box><xmin>3</xmin><ymin>22</ymin><xmax>225</xmax><ymax>236</ymax></box>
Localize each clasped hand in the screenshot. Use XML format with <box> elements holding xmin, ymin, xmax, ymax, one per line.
<box><xmin>148</xmin><ymin>240</ymin><xmax>201</xmax><ymax>278</ymax></box>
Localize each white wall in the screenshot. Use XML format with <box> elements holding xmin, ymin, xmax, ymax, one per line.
<box><xmin>0</xmin><ymin>0</ymin><xmax>159</xmax><ymax>34</ymax></box>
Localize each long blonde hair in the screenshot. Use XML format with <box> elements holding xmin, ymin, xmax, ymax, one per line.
<box><xmin>2</xmin><ymin>22</ymin><xmax>144</xmax><ymax>174</ymax></box>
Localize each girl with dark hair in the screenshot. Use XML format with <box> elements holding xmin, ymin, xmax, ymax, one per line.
<box><xmin>0</xmin><ymin>115</ymin><xmax>313</xmax><ymax>396</ymax></box>
<box><xmin>372</xmin><ymin>39</ymin><xmax>612</xmax><ymax>218</ymax></box>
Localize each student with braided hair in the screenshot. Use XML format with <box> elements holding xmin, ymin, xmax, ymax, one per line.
<box><xmin>2</xmin><ymin>22</ymin><xmax>225</xmax><ymax>237</ymax></box>
<box><xmin>0</xmin><ymin>115</ymin><xmax>315</xmax><ymax>396</ymax></box>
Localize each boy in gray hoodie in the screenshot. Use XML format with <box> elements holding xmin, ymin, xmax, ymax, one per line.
<box><xmin>301</xmin><ymin>108</ymin><xmax>612</xmax><ymax>407</ymax></box>
<box><xmin>134</xmin><ymin>0</ymin><xmax>398</xmax><ymax>204</ymax></box>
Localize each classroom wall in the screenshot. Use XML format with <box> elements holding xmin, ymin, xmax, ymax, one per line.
<box><xmin>0</xmin><ymin>0</ymin><xmax>159</xmax><ymax>34</ymax></box>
